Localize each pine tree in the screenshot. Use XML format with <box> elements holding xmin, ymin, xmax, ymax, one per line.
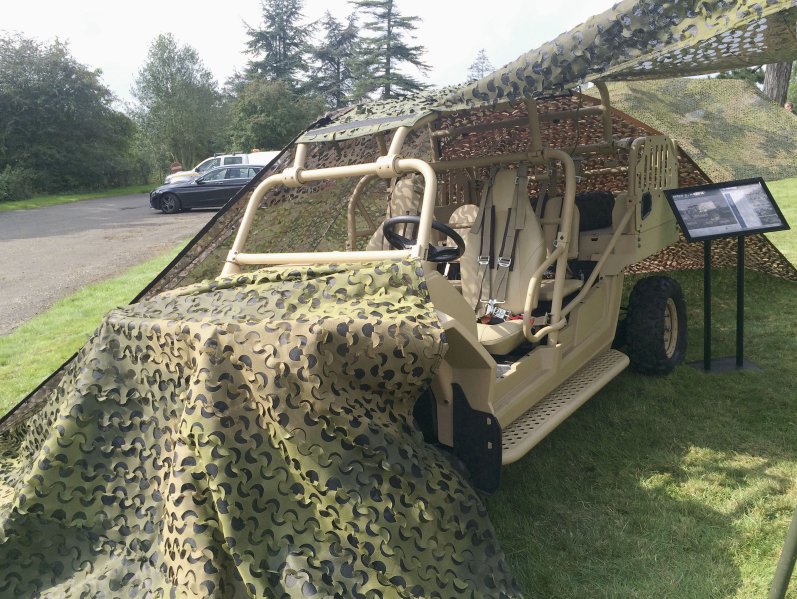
<box><xmin>245</xmin><ymin>0</ymin><xmax>309</xmax><ymax>87</ymax></box>
<box><xmin>307</xmin><ymin>12</ymin><xmax>359</xmax><ymax>108</ymax></box>
<box><xmin>467</xmin><ymin>49</ymin><xmax>494</xmax><ymax>82</ymax></box>
<box><xmin>349</xmin><ymin>0</ymin><xmax>429</xmax><ymax>99</ymax></box>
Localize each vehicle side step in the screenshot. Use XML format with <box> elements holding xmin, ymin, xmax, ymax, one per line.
<box><xmin>501</xmin><ymin>349</ymin><xmax>629</xmax><ymax>464</ymax></box>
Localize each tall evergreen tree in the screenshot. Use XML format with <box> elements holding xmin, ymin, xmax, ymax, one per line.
<box><xmin>132</xmin><ymin>34</ymin><xmax>223</xmax><ymax>172</ymax></box>
<box><xmin>246</xmin><ymin>0</ymin><xmax>309</xmax><ymax>87</ymax></box>
<box><xmin>467</xmin><ymin>49</ymin><xmax>494</xmax><ymax>82</ymax></box>
<box><xmin>307</xmin><ymin>12</ymin><xmax>359</xmax><ymax>108</ymax></box>
<box><xmin>349</xmin><ymin>0</ymin><xmax>429</xmax><ymax>99</ymax></box>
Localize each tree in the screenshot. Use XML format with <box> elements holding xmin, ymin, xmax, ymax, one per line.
<box><xmin>246</xmin><ymin>0</ymin><xmax>310</xmax><ymax>87</ymax></box>
<box><xmin>714</xmin><ymin>66</ymin><xmax>764</xmax><ymax>86</ymax></box>
<box><xmin>349</xmin><ymin>0</ymin><xmax>430</xmax><ymax>99</ymax></box>
<box><xmin>0</xmin><ymin>33</ymin><xmax>137</xmax><ymax>193</ymax></box>
<box><xmin>131</xmin><ymin>34</ymin><xmax>224</xmax><ymax>173</ymax></box>
<box><xmin>467</xmin><ymin>49</ymin><xmax>494</xmax><ymax>82</ymax></box>
<box><xmin>227</xmin><ymin>79</ymin><xmax>324</xmax><ymax>151</ymax></box>
<box><xmin>763</xmin><ymin>61</ymin><xmax>792</xmax><ymax>106</ymax></box>
<box><xmin>307</xmin><ymin>12</ymin><xmax>360</xmax><ymax>108</ymax></box>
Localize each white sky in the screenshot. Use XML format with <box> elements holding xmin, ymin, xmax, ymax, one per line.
<box><xmin>1</xmin><ymin>0</ymin><xmax>618</xmax><ymax>106</ymax></box>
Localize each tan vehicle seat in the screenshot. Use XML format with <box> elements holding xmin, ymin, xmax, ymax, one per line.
<box><xmin>366</xmin><ymin>174</ymin><xmax>425</xmax><ymax>251</ymax></box>
<box><xmin>449</xmin><ymin>168</ymin><xmax>546</xmax><ymax>355</ymax></box>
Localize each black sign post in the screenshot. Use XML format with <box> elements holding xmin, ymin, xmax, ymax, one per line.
<box><xmin>665</xmin><ymin>178</ymin><xmax>789</xmax><ymax>373</ymax></box>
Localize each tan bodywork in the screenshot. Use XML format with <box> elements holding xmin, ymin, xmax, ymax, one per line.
<box><xmin>220</xmin><ymin>83</ymin><xmax>680</xmax><ymax>473</ymax></box>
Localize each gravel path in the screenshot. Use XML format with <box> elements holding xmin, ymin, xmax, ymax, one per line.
<box><xmin>0</xmin><ymin>194</ymin><xmax>214</xmax><ymax>335</ymax></box>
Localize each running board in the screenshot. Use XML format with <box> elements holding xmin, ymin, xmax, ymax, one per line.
<box><xmin>501</xmin><ymin>349</ymin><xmax>629</xmax><ymax>464</ymax></box>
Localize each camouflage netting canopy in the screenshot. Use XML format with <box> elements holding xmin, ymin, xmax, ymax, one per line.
<box><xmin>301</xmin><ymin>0</ymin><xmax>797</xmax><ymax>142</ymax></box>
<box><xmin>591</xmin><ymin>78</ymin><xmax>797</xmax><ymax>183</ymax></box>
<box><xmin>0</xmin><ymin>259</ymin><xmax>521</xmax><ymax>598</ymax></box>
<box><xmin>2</xmin><ymin>2</ymin><xmax>797</xmax><ymax>596</ymax></box>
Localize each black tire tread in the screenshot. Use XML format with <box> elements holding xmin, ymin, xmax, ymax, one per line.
<box><xmin>626</xmin><ymin>276</ymin><xmax>687</xmax><ymax>374</ymax></box>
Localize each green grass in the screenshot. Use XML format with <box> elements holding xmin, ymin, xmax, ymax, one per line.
<box><xmin>0</xmin><ymin>184</ymin><xmax>152</xmax><ymax>212</ymax></box>
<box><xmin>490</xmin><ymin>268</ymin><xmax>797</xmax><ymax>598</ymax></box>
<box><xmin>766</xmin><ymin>177</ymin><xmax>797</xmax><ymax>263</ymax></box>
<box><xmin>0</xmin><ymin>245</ymin><xmax>183</xmax><ymax>416</ymax></box>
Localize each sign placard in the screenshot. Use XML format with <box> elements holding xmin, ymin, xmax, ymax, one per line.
<box><xmin>664</xmin><ymin>178</ymin><xmax>789</xmax><ymax>242</ymax></box>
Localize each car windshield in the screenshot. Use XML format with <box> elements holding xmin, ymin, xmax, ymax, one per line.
<box><xmin>195</xmin><ymin>158</ymin><xmax>220</xmax><ymax>173</ymax></box>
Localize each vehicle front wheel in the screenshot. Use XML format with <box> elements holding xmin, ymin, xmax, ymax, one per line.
<box><xmin>626</xmin><ymin>275</ymin><xmax>687</xmax><ymax>374</ymax></box>
<box><xmin>160</xmin><ymin>193</ymin><xmax>181</xmax><ymax>214</ymax></box>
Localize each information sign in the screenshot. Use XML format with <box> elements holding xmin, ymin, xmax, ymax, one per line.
<box><xmin>664</xmin><ymin>178</ymin><xmax>789</xmax><ymax>242</ymax></box>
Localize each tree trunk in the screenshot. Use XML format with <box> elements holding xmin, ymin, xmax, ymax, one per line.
<box><xmin>763</xmin><ymin>62</ymin><xmax>792</xmax><ymax>105</ymax></box>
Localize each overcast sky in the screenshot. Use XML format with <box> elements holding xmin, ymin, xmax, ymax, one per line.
<box><xmin>2</xmin><ymin>0</ymin><xmax>618</xmax><ymax>106</ymax></box>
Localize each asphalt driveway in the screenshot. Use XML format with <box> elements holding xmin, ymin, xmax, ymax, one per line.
<box><xmin>0</xmin><ymin>194</ymin><xmax>214</xmax><ymax>335</ymax></box>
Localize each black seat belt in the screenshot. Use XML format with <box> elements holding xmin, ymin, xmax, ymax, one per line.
<box><xmin>470</xmin><ymin>167</ymin><xmax>498</xmax><ymax>314</ymax></box>
<box><xmin>490</xmin><ymin>166</ymin><xmax>529</xmax><ymax>320</ymax></box>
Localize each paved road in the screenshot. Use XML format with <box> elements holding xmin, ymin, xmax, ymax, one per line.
<box><xmin>0</xmin><ymin>194</ymin><xmax>215</xmax><ymax>335</ymax></box>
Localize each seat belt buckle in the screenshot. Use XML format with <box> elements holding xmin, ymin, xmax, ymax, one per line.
<box><xmin>493</xmin><ymin>306</ymin><xmax>509</xmax><ymax>320</ymax></box>
<box><xmin>496</xmin><ymin>257</ymin><xmax>512</xmax><ymax>269</ymax></box>
<box><xmin>483</xmin><ymin>298</ymin><xmax>506</xmax><ymax>316</ymax></box>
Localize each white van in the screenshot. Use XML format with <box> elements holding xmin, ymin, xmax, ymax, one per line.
<box><xmin>165</xmin><ymin>151</ymin><xmax>280</xmax><ymax>184</ymax></box>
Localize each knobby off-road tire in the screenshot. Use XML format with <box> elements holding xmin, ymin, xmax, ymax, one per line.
<box><xmin>626</xmin><ymin>276</ymin><xmax>687</xmax><ymax>374</ymax></box>
<box><xmin>160</xmin><ymin>193</ymin><xmax>181</xmax><ymax>214</ymax></box>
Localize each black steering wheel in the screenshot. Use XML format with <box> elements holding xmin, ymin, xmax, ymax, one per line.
<box><xmin>382</xmin><ymin>215</ymin><xmax>466</xmax><ymax>263</ymax></box>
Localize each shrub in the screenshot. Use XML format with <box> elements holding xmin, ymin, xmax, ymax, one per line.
<box><xmin>0</xmin><ymin>165</ymin><xmax>35</xmax><ymax>202</ymax></box>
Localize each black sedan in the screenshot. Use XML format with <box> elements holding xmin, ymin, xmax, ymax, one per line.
<box><xmin>149</xmin><ymin>165</ymin><xmax>264</xmax><ymax>213</ymax></box>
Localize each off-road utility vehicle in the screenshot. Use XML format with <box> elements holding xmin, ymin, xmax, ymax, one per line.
<box><xmin>218</xmin><ymin>83</ymin><xmax>687</xmax><ymax>491</ymax></box>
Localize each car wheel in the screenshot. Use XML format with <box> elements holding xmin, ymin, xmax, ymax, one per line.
<box><xmin>626</xmin><ymin>276</ymin><xmax>687</xmax><ymax>374</ymax></box>
<box><xmin>160</xmin><ymin>193</ymin><xmax>181</xmax><ymax>214</ymax></box>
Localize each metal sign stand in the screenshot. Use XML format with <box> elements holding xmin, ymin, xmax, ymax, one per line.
<box><xmin>690</xmin><ymin>235</ymin><xmax>760</xmax><ymax>373</ymax></box>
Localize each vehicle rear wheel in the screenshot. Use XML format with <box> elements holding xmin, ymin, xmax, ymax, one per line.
<box><xmin>160</xmin><ymin>193</ymin><xmax>181</xmax><ymax>214</ymax></box>
<box><xmin>626</xmin><ymin>276</ymin><xmax>687</xmax><ymax>374</ymax></box>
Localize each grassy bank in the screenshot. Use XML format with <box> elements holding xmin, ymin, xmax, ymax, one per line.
<box><xmin>0</xmin><ymin>245</ymin><xmax>182</xmax><ymax>416</ymax></box>
<box><xmin>766</xmin><ymin>177</ymin><xmax>797</xmax><ymax>263</ymax></box>
<box><xmin>0</xmin><ymin>184</ymin><xmax>152</xmax><ymax>212</ymax></box>
<box><xmin>492</xmin><ymin>268</ymin><xmax>797</xmax><ymax>597</ymax></box>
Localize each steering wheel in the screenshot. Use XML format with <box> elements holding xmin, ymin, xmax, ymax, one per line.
<box><xmin>382</xmin><ymin>215</ymin><xmax>466</xmax><ymax>263</ymax></box>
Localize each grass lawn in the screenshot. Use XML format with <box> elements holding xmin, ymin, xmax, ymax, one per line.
<box><xmin>0</xmin><ymin>245</ymin><xmax>183</xmax><ymax>416</ymax></box>
<box><xmin>492</xmin><ymin>267</ymin><xmax>797</xmax><ymax>597</ymax></box>
<box><xmin>0</xmin><ymin>184</ymin><xmax>152</xmax><ymax>212</ymax></box>
<box><xmin>0</xmin><ymin>177</ymin><xmax>795</xmax><ymax>597</ymax></box>
<box><xmin>766</xmin><ymin>178</ymin><xmax>797</xmax><ymax>262</ymax></box>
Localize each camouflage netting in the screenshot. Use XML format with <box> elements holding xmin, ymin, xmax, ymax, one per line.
<box><xmin>2</xmin><ymin>2</ymin><xmax>797</xmax><ymax>595</ymax></box>
<box><xmin>0</xmin><ymin>259</ymin><xmax>521</xmax><ymax>598</ymax></box>
<box><xmin>300</xmin><ymin>0</ymin><xmax>797</xmax><ymax>141</ymax></box>
<box><xmin>593</xmin><ymin>78</ymin><xmax>797</xmax><ymax>183</ymax></box>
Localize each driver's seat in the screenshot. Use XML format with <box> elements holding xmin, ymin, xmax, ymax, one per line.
<box><xmin>366</xmin><ymin>175</ymin><xmax>424</xmax><ymax>251</ymax></box>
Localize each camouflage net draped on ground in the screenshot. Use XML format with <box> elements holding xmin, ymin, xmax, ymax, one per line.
<box><xmin>0</xmin><ymin>259</ymin><xmax>521</xmax><ymax>598</ymax></box>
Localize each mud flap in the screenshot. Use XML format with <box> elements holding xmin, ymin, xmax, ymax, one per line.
<box><xmin>452</xmin><ymin>383</ymin><xmax>502</xmax><ymax>492</ymax></box>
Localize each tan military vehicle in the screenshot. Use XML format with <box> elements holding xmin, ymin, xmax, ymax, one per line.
<box><xmin>217</xmin><ymin>82</ymin><xmax>688</xmax><ymax>490</ymax></box>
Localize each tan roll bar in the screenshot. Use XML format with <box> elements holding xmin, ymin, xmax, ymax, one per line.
<box><xmin>221</xmin><ymin>129</ymin><xmax>441</xmax><ymax>275</ymax></box>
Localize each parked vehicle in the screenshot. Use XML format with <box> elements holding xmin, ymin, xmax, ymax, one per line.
<box><xmin>150</xmin><ymin>165</ymin><xmax>264</xmax><ymax>214</ymax></box>
<box><xmin>220</xmin><ymin>85</ymin><xmax>689</xmax><ymax>492</ymax></box>
<box><xmin>165</xmin><ymin>151</ymin><xmax>279</xmax><ymax>184</ymax></box>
